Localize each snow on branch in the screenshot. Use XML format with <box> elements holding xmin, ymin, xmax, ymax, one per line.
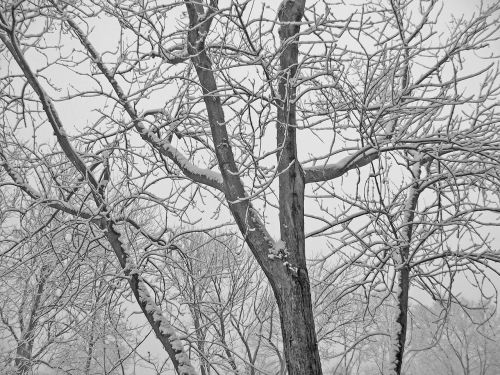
<box><xmin>62</xmin><ymin>16</ymin><xmax>224</xmax><ymax>192</ymax></box>
<box><xmin>0</xmin><ymin>31</ymin><xmax>101</xmax><ymax>193</ymax></box>
<box><xmin>136</xmin><ymin>124</ymin><xmax>224</xmax><ymax>191</ymax></box>
<box><xmin>136</xmin><ymin>277</ymin><xmax>197</xmax><ymax>375</ymax></box>
<box><xmin>303</xmin><ymin>147</ymin><xmax>379</xmax><ymax>184</ymax></box>
<box><xmin>107</xmin><ymin>224</ymin><xmax>198</xmax><ymax>375</ymax></box>
<box><xmin>158</xmin><ymin>43</ymin><xmax>189</xmax><ymax>64</ymax></box>
<box><xmin>388</xmin><ymin>282</ymin><xmax>403</xmax><ymax>375</ymax></box>
<box><xmin>267</xmin><ymin>239</ymin><xmax>299</xmax><ymax>276</ymax></box>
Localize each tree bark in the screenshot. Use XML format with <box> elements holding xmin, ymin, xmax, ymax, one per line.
<box><xmin>393</xmin><ymin>159</ymin><xmax>421</xmax><ymax>374</ymax></box>
<box><xmin>274</xmin><ymin>1</ymin><xmax>323</xmax><ymax>374</ymax></box>
<box><xmin>274</xmin><ymin>271</ymin><xmax>323</xmax><ymax>374</ymax></box>
<box><xmin>394</xmin><ymin>264</ymin><xmax>410</xmax><ymax>374</ymax></box>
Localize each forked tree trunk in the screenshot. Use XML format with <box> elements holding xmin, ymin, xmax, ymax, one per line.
<box><xmin>274</xmin><ymin>1</ymin><xmax>323</xmax><ymax>373</ymax></box>
<box><xmin>184</xmin><ymin>1</ymin><xmax>323</xmax><ymax>373</ymax></box>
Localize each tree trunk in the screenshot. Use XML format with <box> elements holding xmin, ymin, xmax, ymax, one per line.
<box><xmin>274</xmin><ymin>1</ymin><xmax>323</xmax><ymax>374</ymax></box>
<box><xmin>393</xmin><ymin>159</ymin><xmax>421</xmax><ymax>374</ymax></box>
<box><xmin>394</xmin><ymin>265</ymin><xmax>410</xmax><ymax>374</ymax></box>
<box><xmin>274</xmin><ymin>270</ymin><xmax>323</xmax><ymax>375</ymax></box>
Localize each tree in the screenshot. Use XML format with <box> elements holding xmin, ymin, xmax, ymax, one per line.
<box><xmin>162</xmin><ymin>231</ymin><xmax>284</xmax><ymax>374</ymax></box>
<box><xmin>0</xmin><ymin>196</ymin><xmax>134</xmax><ymax>375</ymax></box>
<box><xmin>401</xmin><ymin>301</ymin><xmax>500</xmax><ymax>375</ymax></box>
<box><xmin>1</xmin><ymin>0</ymin><xmax>500</xmax><ymax>374</ymax></box>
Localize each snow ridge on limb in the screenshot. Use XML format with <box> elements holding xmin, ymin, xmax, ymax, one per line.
<box><xmin>390</xmin><ymin>156</ymin><xmax>422</xmax><ymax>374</ymax></box>
<box><xmin>158</xmin><ymin>43</ymin><xmax>189</xmax><ymax>64</ymax></box>
<box><xmin>137</xmin><ymin>125</ymin><xmax>224</xmax><ymax>190</ymax></box>
<box><xmin>107</xmin><ymin>223</ymin><xmax>198</xmax><ymax>375</ymax></box>
<box><xmin>303</xmin><ymin>147</ymin><xmax>379</xmax><ymax>183</ymax></box>
<box><xmin>388</xmin><ymin>281</ymin><xmax>403</xmax><ymax>375</ymax></box>
<box><xmin>61</xmin><ymin>13</ymin><xmax>224</xmax><ymax>192</ymax></box>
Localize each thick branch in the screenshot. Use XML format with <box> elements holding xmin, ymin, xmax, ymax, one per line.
<box><xmin>0</xmin><ymin>32</ymin><xmax>100</xmax><ymax>192</ymax></box>
<box><xmin>106</xmin><ymin>224</ymin><xmax>197</xmax><ymax>375</ymax></box>
<box><xmin>303</xmin><ymin>147</ymin><xmax>379</xmax><ymax>184</ymax></box>
<box><xmin>184</xmin><ymin>0</ymin><xmax>281</xmax><ymax>279</ymax></box>
<box><xmin>276</xmin><ymin>0</ymin><xmax>307</xmax><ymax>267</ymax></box>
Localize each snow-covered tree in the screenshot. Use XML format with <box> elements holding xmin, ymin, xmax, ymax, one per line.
<box><xmin>0</xmin><ymin>197</ymin><xmax>133</xmax><ymax>374</ymax></box>
<box><xmin>1</xmin><ymin>0</ymin><xmax>500</xmax><ymax>374</ymax></box>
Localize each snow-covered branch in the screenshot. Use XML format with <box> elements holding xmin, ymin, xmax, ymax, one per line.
<box><xmin>303</xmin><ymin>147</ymin><xmax>379</xmax><ymax>184</ymax></box>
<box><xmin>0</xmin><ymin>31</ymin><xmax>101</xmax><ymax>194</ymax></box>
<box><xmin>158</xmin><ymin>43</ymin><xmax>189</xmax><ymax>64</ymax></box>
<box><xmin>106</xmin><ymin>223</ymin><xmax>198</xmax><ymax>375</ymax></box>
<box><xmin>64</xmin><ymin>15</ymin><xmax>224</xmax><ymax>192</ymax></box>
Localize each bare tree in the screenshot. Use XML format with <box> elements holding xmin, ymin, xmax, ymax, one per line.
<box><xmin>0</xmin><ymin>197</ymin><xmax>133</xmax><ymax>375</ymax></box>
<box><xmin>403</xmin><ymin>302</ymin><xmax>500</xmax><ymax>375</ymax></box>
<box><xmin>159</xmin><ymin>231</ymin><xmax>283</xmax><ymax>374</ymax></box>
<box><xmin>1</xmin><ymin>0</ymin><xmax>500</xmax><ymax>374</ymax></box>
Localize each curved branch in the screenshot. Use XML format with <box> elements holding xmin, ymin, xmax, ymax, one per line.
<box><xmin>63</xmin><ymin>15</ymin><xmax>224</xmax><ymax>192</ymax></box>
<box><xmin>303</xmin><ymin>147</ymin><xmax>379</xmax><ymax>183</ymax></box>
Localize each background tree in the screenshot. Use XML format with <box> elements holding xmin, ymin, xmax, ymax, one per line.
<box><xmin>161</xmin><ymin>231</ymin><xmax>284</xmax><ymax>374</ymax></box>
<box><xmin>398</xmin><ymin>301</ymin><xmax>500</xmax><ymax>375</ymax></box>
<box><xmin>0</xmin><ymin>193</ymin><xmax>134</xmax><ymax>375</ymax></box>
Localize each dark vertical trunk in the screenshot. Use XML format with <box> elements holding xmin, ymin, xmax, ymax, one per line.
<box><xmin>218</xmin><ymin>314</ymin><xmax>239</xmax><ymax>373</ymax></box>
<box><xmin>188</xmin><ymin>276</ymin><xmax>209</xmax><ymax>375</ymax></box>
<box><xmin>115</xmin><ymin>342</ymin><xmax>126</xmax><ymax>375</ymax></box>
<box><xmin>193</xmin><ymin>315</ymin><xmax>208</xmax><ymax>375</ymax></box>
<box><xmin>394</xmin><ymin>265</ymin><xmax>410</xmax><ymax>374</ymax></box>
<box><xmin>274</xmin><ymin>2</ymin><xmax>323</xmax><ymax>374</ymax></box>
<box><xmin>84</xmin><ymin>317</ymin><xmax>97</xmax><ymax>375</ymax></box>
<box><xmin>274</xmin><ymin>270</ymin><xmax>323</xmax><ymax>375</ymax></box>
<box><xmin>393</xmin><ymin>161</ymin><xmax>421</xmax><ymax>374</ymax></box>
<box><xmin>85</xmin><ymin>272</ymin><xmax>107</xmax><ymax>375</ymax></box>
